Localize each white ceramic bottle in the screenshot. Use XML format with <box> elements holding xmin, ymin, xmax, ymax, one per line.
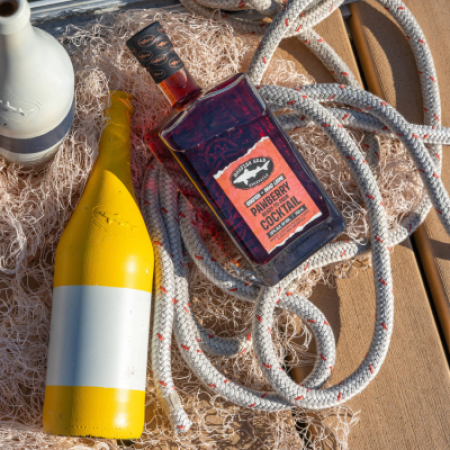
<box><xmin>0</xmin><ymin>0</ymin><xmax>74</xmax><ymax>166</ymax></box>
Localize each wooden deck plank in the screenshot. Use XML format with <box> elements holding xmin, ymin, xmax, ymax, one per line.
<box><xmin>283</xmin><ymin>5</ymin><xmax>450</xmax><ymax>449</ymax></box>
<box><xmin>316</xmin><ymin>241</ymin><xmax>450</xmax><ymax>449</ymax></box>
<box><xmin>348</xmin><ymin>0</ymin><xmax>450</xmax><ymax>351</ymax></box>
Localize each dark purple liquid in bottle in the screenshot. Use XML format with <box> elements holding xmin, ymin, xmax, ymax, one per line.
<box><xmin>146</xmin><ymin>74</ymin><xmax>345</xmax><ymax>285</ymax></box>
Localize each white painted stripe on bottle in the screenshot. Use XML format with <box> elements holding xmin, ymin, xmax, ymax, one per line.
<box><xmin>46</xmin><ymin>285</ymin><xmax>151</xmax><ymax>391</ymax></box>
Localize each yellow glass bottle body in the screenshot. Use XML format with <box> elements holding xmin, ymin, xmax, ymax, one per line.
<box><xmin>43</xmin><ymin>92</ymin><xmax>154</xmax><ymax>439</ymax></box>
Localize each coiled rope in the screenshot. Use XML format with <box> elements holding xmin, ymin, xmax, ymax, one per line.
<box><xmin>140</xmin><ymin>0</ymin><xmax>450</xmax><ymax>432</ymax></box>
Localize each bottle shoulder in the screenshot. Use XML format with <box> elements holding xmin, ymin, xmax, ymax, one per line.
<box><xmin>63</xmin><ymin>168</ymin><xmax>146</xmax><ymax>236</ymax></box>
<box><xmin>0</xmin><ymin>26</ymin><xmax>74</xmax><ymax>138</ymax></box>
<box><xmin>55</xmin><ymin>171</ymin><xmax>154</xmax><ymax>290</ymax></box>
<box><xmin>157</xmin><ymin>73</ymin><xmax>266</xmax><ymax>151</ymax></box>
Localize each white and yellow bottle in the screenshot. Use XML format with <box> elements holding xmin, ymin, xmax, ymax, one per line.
<box><xmin>43</xmin><ymin>91</ymin><xmax>154</xmax><ymax>439</ymax></box>
<box><xmin>0</xmin><ymin>0</ymin><xmax>75</xmax><ymax>166</ymax></box>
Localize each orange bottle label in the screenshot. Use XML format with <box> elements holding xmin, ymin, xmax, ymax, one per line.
<box><xmin>214</xmin><ymin>137</ymin><xmax>322</xmax><ymax>254</ymax></box>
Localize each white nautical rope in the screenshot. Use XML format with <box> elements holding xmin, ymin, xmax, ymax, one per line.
<box><xmin>140</xmin><ymin>0</ymin><xmax>450</xmax><ymax>432</ymax></box>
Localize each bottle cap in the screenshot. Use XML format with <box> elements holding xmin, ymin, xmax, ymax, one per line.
<box><xmin>126</xmin><ymin>22</ymin><xmax>184</xmax><ymax>84</ymax></box>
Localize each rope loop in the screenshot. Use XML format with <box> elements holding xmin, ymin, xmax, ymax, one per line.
<box><xmin>141</xmin><ymin>0</ymin><xmax>450</xmax><ymax>431</ymax></box>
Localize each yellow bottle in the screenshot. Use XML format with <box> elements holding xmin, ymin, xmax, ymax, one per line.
<box><xmin>43</xmin><ymin>91</ymin><xmax>154</xmax><ymax>439</ymax></box>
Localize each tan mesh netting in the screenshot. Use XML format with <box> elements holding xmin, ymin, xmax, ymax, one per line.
<box><xmin>0</xmin><ymin>8</ymin><xmax>425</xmax><ymax>449</ymax></box>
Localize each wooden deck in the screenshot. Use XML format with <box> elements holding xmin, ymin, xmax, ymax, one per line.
<box><xmin>281</xmin><ymin>3</ymin><xmax>450</xmax><ymax>448</ymax></box>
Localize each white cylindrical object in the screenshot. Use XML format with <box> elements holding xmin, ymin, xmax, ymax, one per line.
<box><xmin>0</xmin><ymin>0</ymin><xmax>74</xmax><ymax>166</ymax></box>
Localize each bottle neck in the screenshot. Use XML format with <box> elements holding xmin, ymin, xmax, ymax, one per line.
<box><xmin>0</xmin><ymin>0</ymin><xmax>35</xmax><ymax>63</ymax></box>
<box><xmin>0</xmin><ymin>0</ymin><xmax>31</xmax><ymax>36</ymax></box>
<box><xmin>0</xmin><ymin>21</ymin><xmax>34</xmax><ymax>56</ymax></box>
<box><xmin>96</xmin><ymin>92</ymin><xmax>135</xmax><ymax>198</ymax></box>
<box><xmin>158</xmin><ymin>67</ymin><xmax>201</xmax><ymax>111</ymax></box>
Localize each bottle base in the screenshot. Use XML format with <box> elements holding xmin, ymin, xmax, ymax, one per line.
<box><xmin>43</xmin><ymin>385</ymin><xmax>145</xmax><ymax>439</ymax></box>
<box><xmin>252</xmin><ymin>214</ymin><xmax>345</xmax><ymax>286</ymax></box>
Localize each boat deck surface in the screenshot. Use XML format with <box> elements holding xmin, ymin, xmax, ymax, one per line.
<box><xmin>261</xmin><ymin>2</ymin><xmax>450</xmax><ymax>447</ymax></box>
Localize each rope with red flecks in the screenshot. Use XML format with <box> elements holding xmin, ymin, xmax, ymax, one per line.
<box><xmin>140</xmin><ymin>0</ymin><xmax>450</xmax><ymax>432</ymax></box>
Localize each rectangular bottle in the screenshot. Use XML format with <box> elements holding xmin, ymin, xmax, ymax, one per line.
<box><xmin>127</xmin><ymin>23</ymin><xmax>345</xmax><ymax>286</ymax></box>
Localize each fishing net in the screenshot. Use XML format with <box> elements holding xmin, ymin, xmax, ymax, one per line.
<box><xmin>0</xmin><ymin>8</ymin><xmax>424</xmax><ymax>449</ymax></box>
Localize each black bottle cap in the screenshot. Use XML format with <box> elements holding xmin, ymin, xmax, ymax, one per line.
<box><xmin>126</xmin><ymin>22</ymin><xmax>184</xmax><ymax>84</ymax></box>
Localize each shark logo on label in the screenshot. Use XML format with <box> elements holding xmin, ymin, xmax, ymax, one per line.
<box><xmin>0</xmin><ymin>97</ymin><xmax>41</xmax><ymax>122</ymax></box>
<box><xmin>169</xmin><ymin>58</ymin><xmax>182</xmax><ymax>69</ymax></box>
<box><xmin>231</xmin><ymin>157</ymin><xmax>274</xmax><ymax>190</ymax></box>
<box><xmin>151</xmin><ymin>69</ymin><xmax>166</xmax><ymax>80</ymax></box>
<box><xmin>155</xmin><ymin>38</ymin><xmax>171</xmax><ymax>50</ymax></box>
<box><xmin>138</xmin><ymin>35</ymin><xmax>155</xmax><ymax>47</ymax></box>
<box><xmin>138</xmin><ymin>50</ymin><xmax>153</xmax><ymax>61</ymax></box>
<box><xmin>151</xmin><ymin>54</ymin><xmax>168</xmax><ymax>66</ymax></box>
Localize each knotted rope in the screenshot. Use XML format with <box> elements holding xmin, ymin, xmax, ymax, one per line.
<box><xmin>140</xmin><ymin>0</ymin><xmax>450</xmax><ymax>432</ymax></box>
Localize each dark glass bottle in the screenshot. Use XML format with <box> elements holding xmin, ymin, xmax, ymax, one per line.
<box><xmin>127</xmin><ymin>23</ymin><xmax>345</xmax><ymax>286</ymax></box>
